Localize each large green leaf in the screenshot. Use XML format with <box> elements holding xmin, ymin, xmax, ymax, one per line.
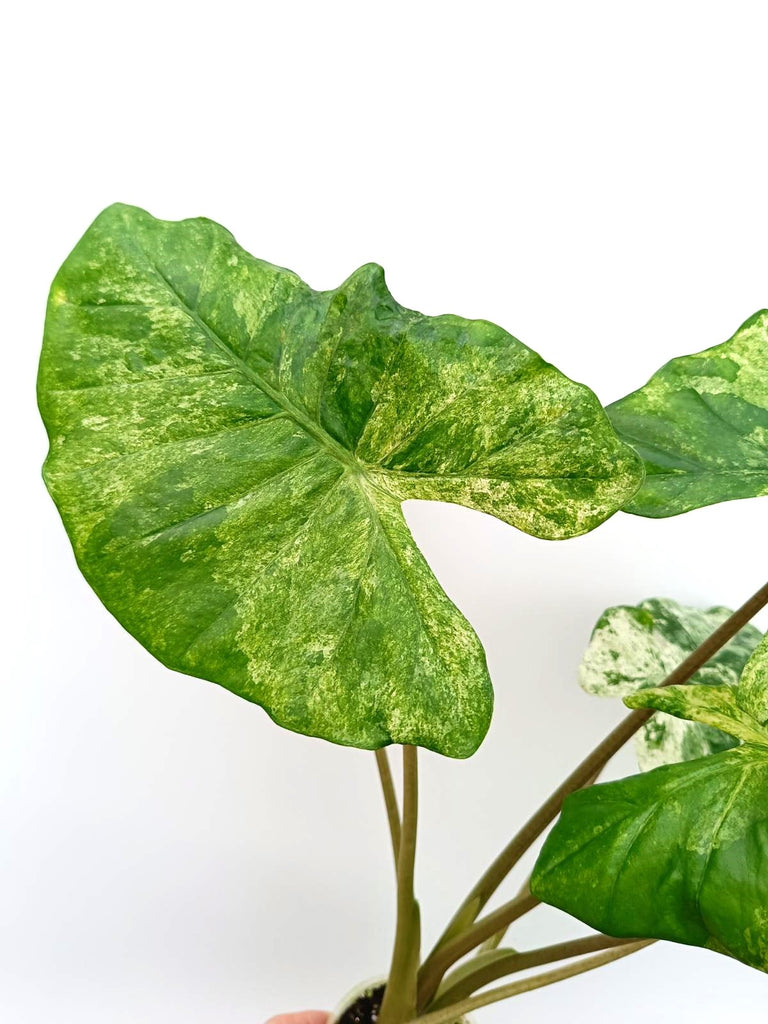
<box><xmin>737</xmin><ymin>635</ymin><xmax>768</xmax><ymax>726</ymax></box>
<box><xmin>608</xmin><ymin>310</ymin><xmax>768</xmax><ymax>517</ymax></box>
<box><xmin>531</xmin><ymin>745</ymin><xmax>768</xmax><ymax>971</ymax></box>
<box><xmin>38</xmin><ymin>204</ymin><xmax>642</xmax><ymax>757</ymax></box>
<box><xmin>579</xmin><ymin>597</ymin><xmax>762</xmax><ymax>769</ymax></box>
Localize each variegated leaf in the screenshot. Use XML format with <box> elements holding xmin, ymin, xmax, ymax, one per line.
<box><xmin>625</xmin><ymin>684</ymin><xmax>768</xmax><ymax>747</ymax></box>
<box><xmin>736</xmin><ymin>634</ymin><xmax>768</xmax><ymax>727</ymax></box>
<box><xmin>38</xmin><ymin>204</ymin><xmax>642</xmax><ymax>757</ymax></box>
<box><xmin>579</xmin><ymin>597</ymin><xmax>762</xmax><ymax>770</ymax></box>
<box><xmin>608</xmin><ymin>311</ymin><xmax>768</xmax><ymax>517</ymax></box>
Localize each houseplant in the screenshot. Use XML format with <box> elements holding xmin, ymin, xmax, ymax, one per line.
<box><xmin>38</xmin><ymin>204</ymin><xmax>768</xmax><ymax>1022</ymax></box>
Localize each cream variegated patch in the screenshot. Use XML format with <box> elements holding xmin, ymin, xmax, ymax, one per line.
<box><xmin>579</xmin><ymin>597</ymin><xmax>762</xmax><ymax>769</ymax></box>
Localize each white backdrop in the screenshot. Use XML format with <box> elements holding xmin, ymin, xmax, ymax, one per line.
<box><xmin>4</xmin><ymin>2</ymin><xmax>768</xmax><ymax>1021</ymax></box>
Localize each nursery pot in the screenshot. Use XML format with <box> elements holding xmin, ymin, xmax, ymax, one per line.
<box><xmin>329</xmin><ymin>976</ymin><xmax>471</xmax><ymax>1024</ymax></box>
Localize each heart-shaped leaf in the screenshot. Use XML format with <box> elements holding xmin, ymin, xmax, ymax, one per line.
<box><xmin>737</xmin><ymin>635</ymin><xmax>768</xmax><ymax>726</ymax></box>
<box><xmin>578</xmin><ymin>597</ymin><xmax>762</xmax><ymax>769</ymax></box>
<box><xmin>625</xmin><ymin>684</ymin><xmax>768</xmax><ymax>747</ymax></box>
<box><xmin>531</xmin><ymin>745</ymin><xmax>768</xmax><ymax>971</ymax></box>
<box><xmin>38</xmin><ymin>204</ymin><xmax>642</xmax><ymax>757</ymax></box>
<box><xmin>608</xmin><ymin>310</ymin><xmax>768</xmax><ymax>517</ymax></box>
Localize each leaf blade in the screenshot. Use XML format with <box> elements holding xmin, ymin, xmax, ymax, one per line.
<box><xmin>737</xmin><ymin>635</ymin><xmax>768</xmax><ymax>726</ymax></box>
<box><xmin>531</xmin><ymin>746</ymin><xmax>768</xmax><ymax>971</ymax></box>
<box><xmin>608</xmin><ymin>310</ymin><xmax>768</xmax><ymax>517</ymax></box>
<box><xmin>39</xmin><ymin>203</ymin><xmax>643</xmax><ymax>755</ymax></box>
<box><xmin>624</xmin><ymin>684</ymin><xmax>768</xmax><ymax>747</ymax></box>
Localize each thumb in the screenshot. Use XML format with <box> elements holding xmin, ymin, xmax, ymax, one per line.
<box><xmin>266</xmin><ymin>1014</ymin><xmax>330</xmax><ymax>1024</ymax></box>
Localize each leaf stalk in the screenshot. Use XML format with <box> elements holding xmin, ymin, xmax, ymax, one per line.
<box><xmin>410</xmin><ymin>941</ymin><xmax>654</xmax><ymax>1024</ymax></box>
<box><xmin>375</xmin><ymin>748</ymin><xmax>402</xmax><ymax>868</ymax></box>
<box><xmin>378</xmin><ymin>746</ymin><xmax>420</xmax><ymax>1024</ymax></box>
<box><xmin>429</xmin><ymin>933</ymin><xmax>641</xmax><ymax>1008</ymax></box>
<box><xmin>417</xmin><ymin>890</ymin><xmax>538</xmax><ymax>1008</ymax></box>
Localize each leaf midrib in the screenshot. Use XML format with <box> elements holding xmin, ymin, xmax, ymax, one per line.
<box><xmin>130</xmin><ymin>240</ymin><xmax>638</xmax><ymax>502</ymax></box>
<box><xmin>146</xmin><ymin>255</ymin><xmax>364</xmax><ymax>477</ymax></box>
<box><xmin>111</xmin><ymin>242</ymin><xmax>455</xmax><ymax>668</ymax></box>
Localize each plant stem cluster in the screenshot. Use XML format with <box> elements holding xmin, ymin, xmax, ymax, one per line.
<box><xmin>371</xmin><ymin>581</ymin><xmax>768</xmax><ymax>1023</ymax></box>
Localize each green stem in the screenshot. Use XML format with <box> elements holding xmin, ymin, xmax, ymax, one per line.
<box><xmin>476</xmin><ymin>769</ymin><xmax>603</xmax><ymax>955</ymax></box>
<box><xmin>417</xmin><ymin>890</ymin><xmax>538</xmax><ymax>1008</ymax></box>
<box><xmin>426</xmin><ymin>579</ymin><xmax>768</xmax><ymax>965</ymax></box>
<box><xmin>429</xmin><ymin>933</ymin><xmax>640</xmax><ymax>1009</ymax></box>
<box><xmin>475</xmin><ymin>872</ymin><xmax>532</xmax><ymax>954</ymax></box>
<box><xmin>409</xmin><ymin>941</ymin><xmax>654</xmax><ymax>1024</ymax></box>
<box><xmin>376</xmin><ymin>748</ymin><xmax>402</xmax><ymax>868</ymax></box>
<box><xmin>378</xmin><ymin>746</ymin><xmax>420</xmax><ymax>1024</ymax></box>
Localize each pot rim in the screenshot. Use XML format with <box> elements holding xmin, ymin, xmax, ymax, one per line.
<box><xmin>328</xmin><ymin>976</ymin><xmax>471</xmax><ymax>1024</ymax></box>
<box><xmin>328</xmin><ymin>976</ymin><xmax>386</xmax><ymax>1024</ymax></box>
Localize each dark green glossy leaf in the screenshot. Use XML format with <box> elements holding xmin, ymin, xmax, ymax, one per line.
<box><xmin>579</xmin><ymin>597</ymin><xmax>762</xmax><ymax>769</ymax></box>
<box><xmin>38</xmin><ymin>204</ymin><xmax>642</xmax><ymax>757</ymax></box>
<box><xmin>531</xmin><ymin>745</ymin><xmax>768</xmax><ymax>971</ymax></box>
<box><xmin>625</xmin><ymin>684</ymin><xmax>768</xmax><ymax>747</ymax></box>
<box><xmin>608</xmin><ymin>310</ymin><xmax>768</xmax><ymax>517</ymax></box>
<box><xmin>737</xmin><ymin>635</ymin><xmax>768</xmax><ymax>726</ymax></box>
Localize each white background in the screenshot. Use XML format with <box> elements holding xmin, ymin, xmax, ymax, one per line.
<box><xmin>3</xmin><ymin>2</ymin><xmax>768</xmax><ymax>1021</ymax></box>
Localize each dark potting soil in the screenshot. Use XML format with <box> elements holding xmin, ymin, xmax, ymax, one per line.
<box><xmin>337</xmin><ymin>984</ymin><xmax>386</xmax><ymax>1024</ymax></box>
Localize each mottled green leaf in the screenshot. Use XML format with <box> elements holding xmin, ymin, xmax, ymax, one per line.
<box><xmin>531</xmin><ymin>746</ymin><xmax>768</xmax><ymax>971</ymax></box>
<box><xmin>608</xmin><ymin>310</ymin><xmax>768</xmax><ymax>517</ymax></box>
<box><xmin>579</xmin><ymin>597</ymin><xmax>762</xmax><ymax>770</ymax></box>
<box><xmin>625</xmin><ymin>684</ymin><xmax>768</xmax><ymax>747</ymax></box>
<box><xmin>38</xmin><ymin>204</ymin><xmax>642</xmax><ymax>757</ymax></box>
<box><xmin>737</xmin><ymin>635</ymin><xmax>768</xmax><ymax>726</ymax></box>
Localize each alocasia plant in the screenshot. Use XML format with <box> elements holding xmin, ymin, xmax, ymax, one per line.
<box><xmin>38</xmin><ymin>205</ymin><xmax>768</xmax><ymax>1023</ymax></box>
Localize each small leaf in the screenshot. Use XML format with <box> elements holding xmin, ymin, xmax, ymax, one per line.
<box><xmin>737</xmin><ymin>635</ymin><xmax>768</xmax><ymax>726</ymax></box>
<box><xmin>625</xmin><ymin>684</ymin><xmax>768</xmax><ymax>747</ymax></box>
<box><xmin>579</xmin><ymin>597</ymin><xmax>762</xmax><ymax>769</ymax></box>
<box><xmin>38</xmin><ymin>204</ymin><xmax>643</xmax><ymax>757</ymax></box>
<box><xmin>531</xmin><ymin>746</ymin><xmax>768</xmax><ymax>972</ymax></box>
<box><xmin>608</xmin><ymin>310</ymin><xmax>768</xmax><ymax>517</ymax></box>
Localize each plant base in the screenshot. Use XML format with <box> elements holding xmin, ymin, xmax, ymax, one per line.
<box><xmin>329</xmin><ymin>976</ymin><xmax>471</xmax><ymax>1024</ymax></box>
<box><xmin>329</xmin><ymin>978</ymin><xmax>385</xmax><ymax>1024</ymax></box>
<box><xmin>335</xmin><ymin>982</ymin><xmax>385</xmax><ymax>1023</ymax></box>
